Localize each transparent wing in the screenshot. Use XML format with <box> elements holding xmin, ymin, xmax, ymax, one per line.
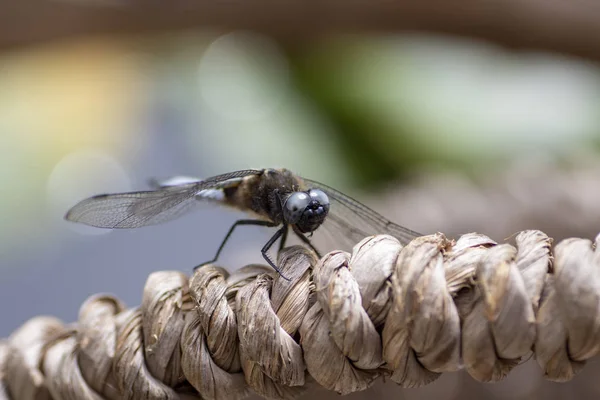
<box><xmin>65</xmin><ymin>169</ymin><xmax>263</xmax><ymax>229</ymax></box>
<box><xmin>302</xmin><ymin>178</ymin><xmax>422</xmax><ymax>251</ymax></box>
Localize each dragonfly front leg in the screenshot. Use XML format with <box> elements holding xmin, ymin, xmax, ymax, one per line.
<box><xmin>261</xmin><ymin>225</ymin><xmax>291</xmax><ymax>281</ymax></box>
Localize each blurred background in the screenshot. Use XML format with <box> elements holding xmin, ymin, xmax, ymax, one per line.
<box><xmin>3</xmin><ymin>1</ymin><xmax>600</xmax><ymax>399</ymax></box>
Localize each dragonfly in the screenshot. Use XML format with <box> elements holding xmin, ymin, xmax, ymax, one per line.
<box><xmin>65</xmin><ymin>168</ymin><xmax>422</xmax><ymax>280</ymax></box>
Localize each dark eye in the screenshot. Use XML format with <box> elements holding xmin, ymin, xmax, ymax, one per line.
<box><xmin>309</xmin><ymin>189</ymin><xmax>329</xmax><ymax>207</ymax></box>
<box><xmin>283</xmin><ymin>192</ymin><xmax>310</xmax><ymax>223</ymax></box>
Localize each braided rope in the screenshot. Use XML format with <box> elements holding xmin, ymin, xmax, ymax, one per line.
<box><xmin>2</xmin><ymin>230</ymin><xmax>598</xmax><ymax>400</ymax></box>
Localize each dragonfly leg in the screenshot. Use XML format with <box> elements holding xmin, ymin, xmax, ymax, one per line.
<box><xmin>273</xmin><ymin>189</ymin><xmax>290</xmax><ymax>255</ymax></box>
<box><xmin>292</xmin><ymin>225</ymin><xmax>322</xmax><ymax>258</ymax></box>
<box><xmin>262</xmin><ymin>226</ymin><xmax>291</xmax><ymax>281</ymax></box>
<box><xmin>278</xmin><ymin>224</ymin><xmax>289</xmax><ymax>253</ymax></box>
<box><xmin>194</xmin><ymin>219</ymin><xmax>277</xmax><ymax>270</ymax></box>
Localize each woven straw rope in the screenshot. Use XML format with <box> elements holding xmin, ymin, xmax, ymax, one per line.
<box><xmin>2</xmin><ymin>229</ymin><xmax>598</xmax><ymax>400</ymax></box>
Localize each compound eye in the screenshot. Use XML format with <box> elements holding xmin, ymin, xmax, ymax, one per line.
<box><xmin>309</xmin><ymin>189</ymin><xmax>330</xmax><ymax>208</ymax></box>
<box><xmin>284</xmin><ymin>192</ymin><xmax>311</xmax><ymax>223</ymax></box>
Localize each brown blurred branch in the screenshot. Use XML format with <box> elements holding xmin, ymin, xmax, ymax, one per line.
<box><xmin>2</xmin><ymin>0</ymin><xmax>600</xmax><ymax>63</ymax></box>
<box><xmin>377</xmin><ymin>154</ymin><xmax>600</xmax><ymax>244</ymax></box>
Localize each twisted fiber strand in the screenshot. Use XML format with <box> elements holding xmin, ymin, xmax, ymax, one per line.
<box><xmin>2</xmin><ymin>229</ymin><xmax>598</xmax><ymax>400</ymax></box>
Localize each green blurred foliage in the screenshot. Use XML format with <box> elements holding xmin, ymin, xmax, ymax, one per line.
<box><xmin>285</xmin><ymin>36</ymin><xmax>600</xmax><ymax>189</ymax></box>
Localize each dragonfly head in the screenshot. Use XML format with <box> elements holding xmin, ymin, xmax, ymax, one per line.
<box><xmin>283</xmin><ymin>189</ymin><xmax>330</xmax><ymax>233</ymax></box>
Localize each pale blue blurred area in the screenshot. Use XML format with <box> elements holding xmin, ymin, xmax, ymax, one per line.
<box><xmin>2</xmin><ymin>28</ymin><xmax>600</xmax><ymax>348</ymax></box>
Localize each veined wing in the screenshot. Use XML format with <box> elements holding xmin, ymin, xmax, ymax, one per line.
<box><xmin>302</xmin><ymin>177</ymin><xmax>422</xmax><ymax>249</ymax></box>
<box><xmin>65</xmin><ymin>169</ymin><xmax>263</xmax><ymax>229</ymax></box>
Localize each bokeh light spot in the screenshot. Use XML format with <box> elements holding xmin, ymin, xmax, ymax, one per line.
<box><xmin>46</xmin><ymin>149</ymin><xmax>132</xmax><ymax>235</ymax></box>
<box><xmin>197</xmin><ymin>31</ymin><xmax>290</xmax><ymax>121</ymax></box>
